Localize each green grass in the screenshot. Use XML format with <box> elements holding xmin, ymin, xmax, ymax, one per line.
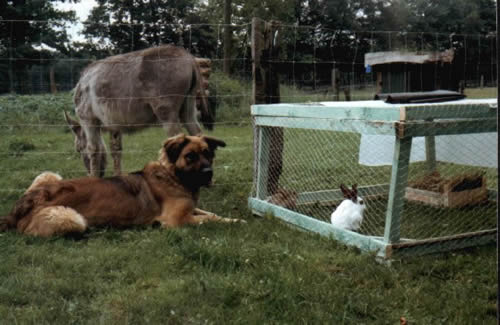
<box><xmin>465</xmin><ymin>87</ymin><xmax>497</xmax><ymax>99</ymax></box>
<box><xmin>0</xmin><ymin>90</ymin><xmax>498</xmax><ymax>324</ymax></box>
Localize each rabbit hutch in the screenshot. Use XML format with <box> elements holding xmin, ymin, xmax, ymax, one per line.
<box><xmin>248</xmin><ymin>97</ymin><xmax>497</xmax><ymax>260</ymax></box>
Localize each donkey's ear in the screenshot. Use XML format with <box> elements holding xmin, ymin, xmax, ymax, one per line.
<box><xmin>63</xmin><ymin>111</ymin><xmax>81</xmax><ymax>135</ymax></box>
<box><xmin>163</xmin><ymin>134</ymin><xmax>190</xmax><ymax>163</ymax></box>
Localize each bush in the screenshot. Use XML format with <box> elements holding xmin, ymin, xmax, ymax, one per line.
<box><xmin>208</xmin><ymin>71</ymin><xmax>252</xmax><ymax>122</ymax></box>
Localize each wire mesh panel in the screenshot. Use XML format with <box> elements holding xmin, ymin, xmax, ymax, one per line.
<box><xmin>249</xmin><ymin>99</ymin><xmax>498</xmax><ymax>259</ymax></box>
<box><xmin>261</xmin><ymin>128</ymin><xmax>392</xmax><ymax>237</ymax></box>
<box><xmin>402</xmin><ymin>136</ymin><xmax>497</xmax><ymax>240</ymax></box>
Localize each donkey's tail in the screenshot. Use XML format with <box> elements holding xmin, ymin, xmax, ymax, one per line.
<box><xmin>192</xmin><ymin>57</ymin><xmax>214</xmax><ymax>131</ymax></box>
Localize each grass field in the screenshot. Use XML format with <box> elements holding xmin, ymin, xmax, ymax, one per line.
<box><xmin>0</xmin><ymin>88</ymin><xmax>497</xmax><ymax>324</ymax></box>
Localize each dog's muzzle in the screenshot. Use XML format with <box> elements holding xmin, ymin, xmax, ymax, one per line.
<box><xmin>200</xmin><ymin>166</ymin><xmax>213</xmax><ymax>185</ymax></box>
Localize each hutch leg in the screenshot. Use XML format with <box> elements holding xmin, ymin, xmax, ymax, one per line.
<box><xmin>424</xmin><ymin>118</ymin><xmax>437</xmax><ymax>172</ymax></box>
<box><xmin>255</xmin><ymin>126</ymin><xmax>271</xmax><ymax>200</ymax></box>
<box><xmin>384</xmin><ymin>136</ymin><xmax>413</xmax><ymax>243</ymax></box>
<box><xmin>425</xmin><ymin>135</ymin><xmax>437</xmax><ymax>171</ymax></box>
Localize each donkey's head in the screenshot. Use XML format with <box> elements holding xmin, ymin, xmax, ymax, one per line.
<box><xmin>64</xmin><ymin>111</ymin><xmax>107</xmax><ymax>177</ymax></box>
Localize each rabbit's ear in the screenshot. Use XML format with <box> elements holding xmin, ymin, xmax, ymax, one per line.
<box><xmin>340</xmin><ymin>184</ymin><xmax>349</xmax><ymax>197</ymax></box>
<box><xmin>352</xmin><ymin>184</ymin><xmax>358</xmax><ymax>197</ymax></box>
<box><xmin>350</xmin><ymin>184</ymin><xmax>359</xmax><ymax>203</ymax></box>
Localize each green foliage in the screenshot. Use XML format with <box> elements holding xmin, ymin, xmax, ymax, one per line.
<box><xmin>0</xmin><ymin>1</ymin><xmax>78</xmax><ymax>93</ymax></box>
<box><xmin>83</xmin><ymin>0</ymin><xmax>218</xmax><ymax>57</ymax></box>
<box><xmin>406</xmin><ymin>0</ymin><xmax>496</xmax><ymax>35</ymax></box>
<box><xmin>209</xmin><ymin>70</ymin><xmax>252</xmax><ymax>122</ymax></box>
<box><xmin>0</xmin><ymin>93</ymin><xmax>73</xmax><ymax>126</ymax></box>
<box><xmin>1</xmin><ymin>0</ymin><xmax>496</xmax><ymax>95</ymax></box>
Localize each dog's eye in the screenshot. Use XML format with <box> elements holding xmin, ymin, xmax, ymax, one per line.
<box><xmin>185</xmin><ymin>152</ymin><xmax>198</xmax><ymax>162</ymax></box>
<box><xmin>202</xmin><ymin>149</ymin><xmax>213</xmax><ymax>159</ymax></box>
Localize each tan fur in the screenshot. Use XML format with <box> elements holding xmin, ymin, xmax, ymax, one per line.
<box><xmin>4</xmin><ymin>134</ymin><xmax>244</xmax><ymax>237</ymax></box>
<box><xmin>19</xmin><ymin>172</ymin><xmax>86</xmax><ymax>237</ymax></box>
<box><xmin>25</xmin><ymin>172</ymin><xmax>63</xmax><ymax>193</ymax></box>
<box><xmin>21</xmin><ymin>206</ymin><xmax>87</xmax><ymax>237</ymax></box>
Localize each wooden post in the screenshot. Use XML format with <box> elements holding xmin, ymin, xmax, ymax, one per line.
<box><xmin>376</xmin><ymin>71</ymin><xmax>382</xmax><ymax>94</ymax></box>
<box><xmin>252</xmin><ymin>18</ymin><xmax>283</xmax><ymax>197</ymax></box>
<box><xmin>255</xmin><ymin>127</ymin><xmax>271</xmax><ymax>200</ymax></box>
<box><xmin>49</xmin><ymin>66</ymin><xmax>57</xmax><ymax>94</ymax></box>
<box><xmin>384</xmin><ymin>134</ymin><xmax>412</xmax><ymax>244</ymax></box>
<box><xmin>425</xmin><ymin>118</ymin><xmax>437</xmax><ymax>172</ymax></box>
<box><xmin>332</xmin><ymin>68</ymin><xmax>340</xmax><ymax>101</ymax></box>
<box><xmin>459</xmin><ymin>80</ymin><xmax>465</xmax><ymax>94</ymax></box>
<box><xmin>343</xmin><ymin>87</ymin><xmax>351</xmax><ymax>101</ymax></box>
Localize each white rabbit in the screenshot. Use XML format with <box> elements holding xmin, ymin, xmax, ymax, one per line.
<box><xmin>330</xmin><ymin>184</ymin><xmax>366</xmax><ymax>232</ymax></box>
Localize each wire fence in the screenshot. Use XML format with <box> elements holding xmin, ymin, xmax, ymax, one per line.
<box><xmin>0</xmin><ymin>20</ymin><xmax>497</xmax><ymax>94</ymax></box>
<box><xmin>0</xmin><ymin>19</ymin><xmax>497</xmax><ymax>254</ymax></box>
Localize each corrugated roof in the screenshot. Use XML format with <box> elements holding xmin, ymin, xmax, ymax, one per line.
<box><xmin>365</xmin><ymin>50</ymin><xmax>454</xmax><ymax>66</ymax></box>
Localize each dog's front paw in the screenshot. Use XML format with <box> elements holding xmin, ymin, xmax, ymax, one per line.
<box><xmin>222</xmin><ymin>217</ymin><xmax>247</xmax><ymax>224</ymax></box>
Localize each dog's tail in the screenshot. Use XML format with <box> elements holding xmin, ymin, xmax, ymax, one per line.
<box><xmin>23</xmin><ymin>206</ymin><xmax>88</xmax><ymax>237</ymax></box>
<box><xmin>0</xmin><ymin>188</ymin><xmax>87</xmax><ymax>236</ymax></box>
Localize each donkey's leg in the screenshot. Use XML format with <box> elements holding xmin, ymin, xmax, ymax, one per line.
<box><xmin>180</xmin><ymin>95</ymin><xmax>203</xmax><ymax>135</ymax></box>
<box><xmin>110</xmin><ymin>131</ymin><xmax>122</xmax><ymax>176</ymax></box>
<box><xmin>83</xmin><ymin>124</ymin><xmax>106</xmax><ymax>177</ymax></box>
<box><xmin>153</xmin><ymin>100</ymin><xmax>185</xmax><ymax>137</ymax></box>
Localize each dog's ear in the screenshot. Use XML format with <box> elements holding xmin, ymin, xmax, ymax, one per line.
<box><xmin>63</xmin><ymin>111</ymin><xmax>81</xmax><ymax>136</ymax></box>
<box><xmin>202</xmin><ymin>135</ymin><xmax>226</xmax><ymax>152</ymax></box>
<box><xmin>163</xmin><ymin>134</ymin><xmax>190</xmax><ymax>163</ymax></box>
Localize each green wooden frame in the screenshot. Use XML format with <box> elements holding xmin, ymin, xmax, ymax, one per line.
<box><xmin>249</xmin><ymin>99</ymin><xmax>497</xmax><ymax>260</ymax></box>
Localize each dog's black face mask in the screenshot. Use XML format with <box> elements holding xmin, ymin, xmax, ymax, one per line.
<box><xmin>175</xmin><ymin>149</ymin><xmax>214</xmax><ymax>189</ymax></box>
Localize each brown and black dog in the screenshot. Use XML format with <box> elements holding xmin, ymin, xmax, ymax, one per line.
<box><xmin>0</xmin><ymin>134</ymin><xmax>244</xmax><ymax>237</ymax></box>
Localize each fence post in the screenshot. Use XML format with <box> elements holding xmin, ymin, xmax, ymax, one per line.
<box><xmin>376</xmin><ymin>71</ymin><xmax>383</xmax><ymax>94</ymax></box>
<box><xmin>343</xmin><ymin>87</ymin><xmax>351</xmax><ymax>101</ymax></box>
<box><xmin>223</xmin><ymin>0</ymin><xmax>232</xmax><ymax>75</ymax></box>
<box><xmin>332</xmin><ymin>68</ymin><xmax>340</xmax><ymax>100</ymax></box>
<box><xmin>49</xmin><ymin>66</ymin><xmax>57</xmax><ymax>94</ymax></box>
<box><xmin>252</xmin><ymin>17</ymin><xmax>283</xmax><ymax>197</ymax></box>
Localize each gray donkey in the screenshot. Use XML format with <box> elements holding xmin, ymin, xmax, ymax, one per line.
<box><xmin>65</xmin><ymin>45</ymin><xmax>213</xmax><ymax>177</ymax></box>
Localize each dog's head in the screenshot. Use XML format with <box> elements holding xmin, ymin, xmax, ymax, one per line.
<box><xmin>160</xmin><ymin>134</ymin><xmax>226</xmax><ymax>189</ymax></box>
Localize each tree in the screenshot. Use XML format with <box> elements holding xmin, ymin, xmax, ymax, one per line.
<box><xmin>0</xmin><ymin>0</ymin><xmax>78</xmax><ymax>93</ymax></box>
<box><xmin>222</xmin><ymin>0</ymin><xmax>231</xmax><ymax>74</ymax></box>
<box><xmin>82</xmin><ymin>0</ymin><xmax>218</xmax><ymax>58</ymax></box>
